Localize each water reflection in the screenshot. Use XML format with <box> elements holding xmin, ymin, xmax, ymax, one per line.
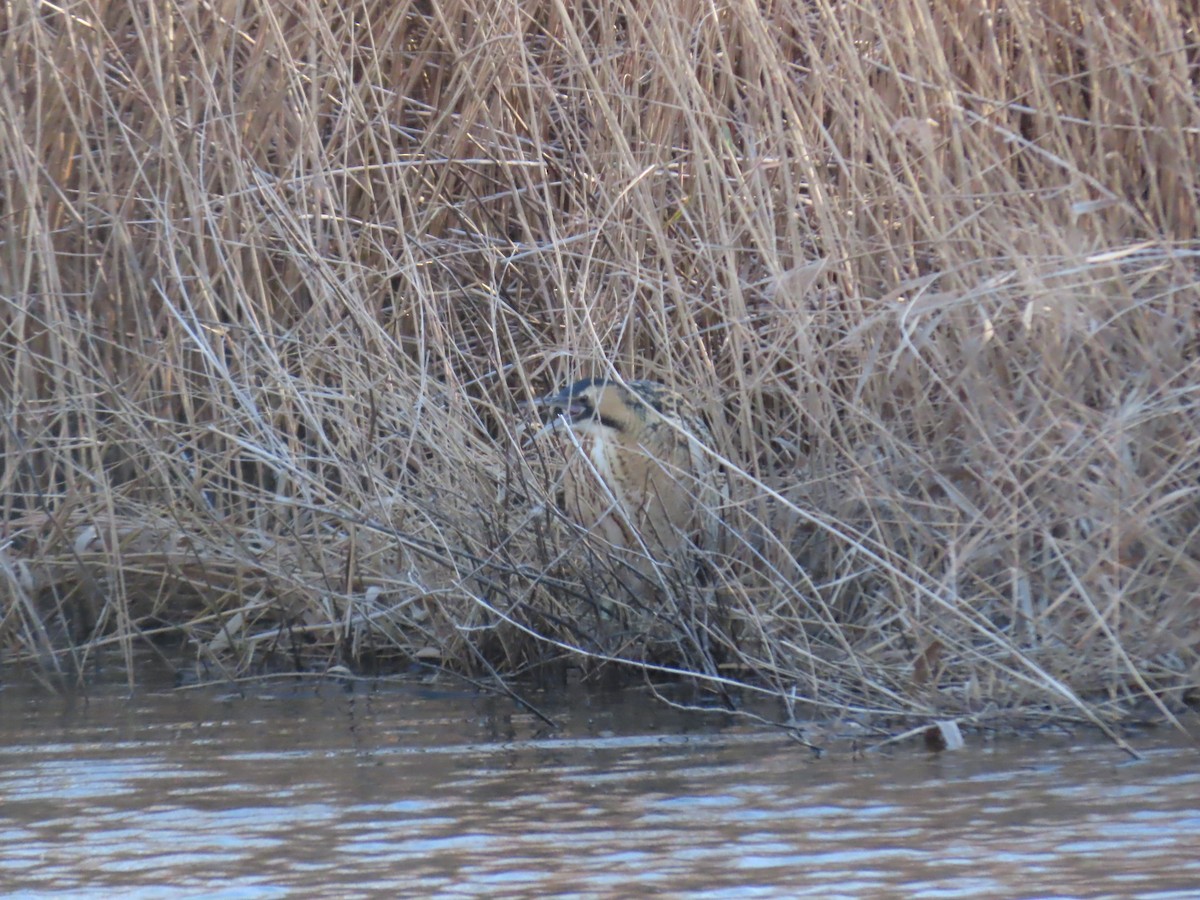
<box><xmin>1</xmin><ymin>678</ymin><xmax>1197</xmax><ymax>898</ymax></box>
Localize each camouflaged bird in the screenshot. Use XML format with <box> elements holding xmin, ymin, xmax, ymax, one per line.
<box><xmin>532</xmin><ymin>377</ymin><xmax>724</xmax><ymax>609</ymax></box>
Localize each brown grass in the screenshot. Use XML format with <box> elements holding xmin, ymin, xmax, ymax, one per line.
<box><xmin>2</xmin><ymin>0</ymin><xmax>1198</xmax><ymax>732</ymax></box>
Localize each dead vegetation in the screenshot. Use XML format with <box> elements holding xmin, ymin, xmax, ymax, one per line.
<box><xmin>1</xmin><ymin>0</ymin><xmax>1198</xmax><ymax>731</ymax></box>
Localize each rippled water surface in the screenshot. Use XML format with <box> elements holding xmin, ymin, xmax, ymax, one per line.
<box><xmin>2</xmin><ymin>673</ymin><xmax>1198</xmax><ymax>898</ymax></box>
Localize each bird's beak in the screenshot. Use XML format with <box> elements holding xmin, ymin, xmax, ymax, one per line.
<box><xmin>531</xmin><ymin>389</ymin><xmax>585</xmax><ymax>422</ymax></box>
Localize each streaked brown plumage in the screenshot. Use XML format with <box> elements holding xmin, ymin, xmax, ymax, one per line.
<box><xmin>532</xmin><ymin>377</ymin><xmax>723</xmax><ymax>609</ymax></box>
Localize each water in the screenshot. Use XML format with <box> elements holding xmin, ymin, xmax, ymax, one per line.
<box><xmin>1</xmin><ymin>675</ymin><xmax>1197</xmax><ymax>898</ymax></box>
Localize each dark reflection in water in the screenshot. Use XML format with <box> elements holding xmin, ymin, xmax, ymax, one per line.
<box><xmin>1</xmin><ymin>675</ymin><xmax>1197</xmax><ymax>899</ymax></box>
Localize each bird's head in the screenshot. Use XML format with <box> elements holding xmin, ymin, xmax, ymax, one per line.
<box><xmin>534</xmin><ymin>377</ymin><xmax>664</xmax><ymax>438</ymax></box>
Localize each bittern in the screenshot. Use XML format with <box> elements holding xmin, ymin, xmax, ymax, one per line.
<box><xmin>531</xmin><ymin>377</ymin><xmax>724</xmax><ymax>610</ymax></box>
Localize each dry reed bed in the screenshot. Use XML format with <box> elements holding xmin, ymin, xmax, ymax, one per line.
<box><xmin>1</xmin><ymin>0</ymin><xmax>1198</xmax><ymax>731</ymax></box>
